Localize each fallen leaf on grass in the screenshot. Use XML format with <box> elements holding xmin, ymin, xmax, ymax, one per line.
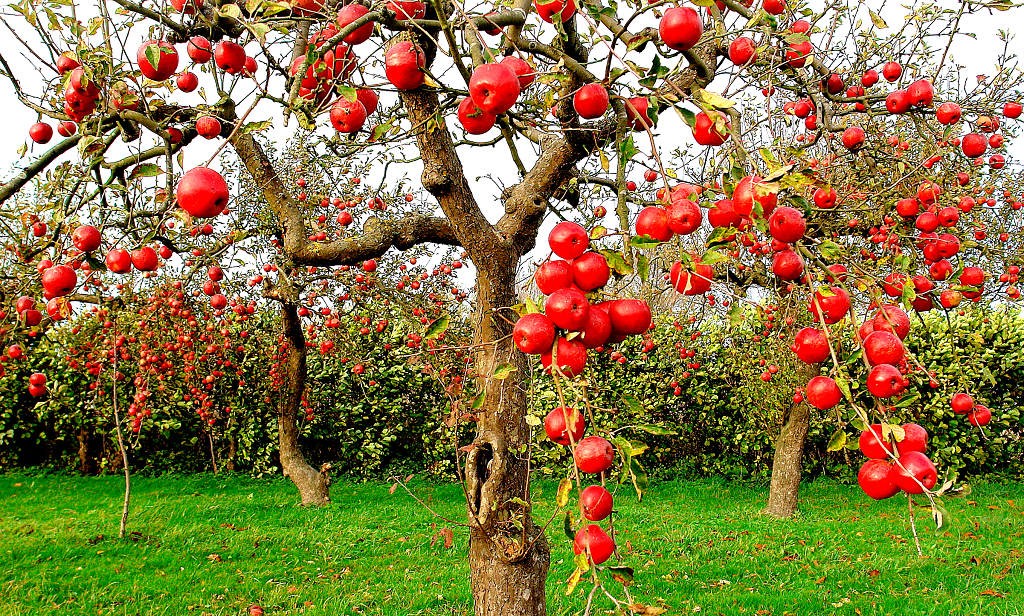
<box><xmin>868</xmin><ymin>570</ymin><xmax>880</xmax><ymax>577</ymax></box>
<box><xmin>627</xmin><ymin>604</ymin><xmax>667</xmax><ymax>615</ymax></box>
<box><xmin>980</xmin><ymin>590</ymin><xmax>1005</xmax><ymax>598</ymax></box>
<box><xmin>206</xmin><ymin>554</ymin><xmax>221</xmax><ymax>563</ymax></box>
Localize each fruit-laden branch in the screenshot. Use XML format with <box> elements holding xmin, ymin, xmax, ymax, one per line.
<box><xmin>111</xmin><ymin>0</ymin><xmax>188</xmax><ymax>37</ymax></box>
<box><xmin>399</xmin><ymin>88</ymin><xmax>504</xmax><ymax>260</ymax></box>
<box><xmin>229</xmin><ymin>131</ymin><xmax>460</xmax><ymax>266</ymax></box>
<box><xmin>497</xmin><ymin>36</ymin><xmax>719</xmax><ymax>255</ymax></box>
<box><xmin>0</xmin><ymin>134</ymin><xmax>83</xmax><ymax>206</ymax></box>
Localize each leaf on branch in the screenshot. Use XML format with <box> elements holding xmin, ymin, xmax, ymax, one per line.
<box><xmin>471</xmin><ymin>391</ymin><xmax>486</xmax><ymax>410</ymax></box>
<box><xmin>868</xmin><ymin>8</ymin><xmax>888</xmax><ymax>28</ymax></box>
<box><xmin>247</xmin><ymin>22</ymin><xmax>272</xmax><ymax>44</ymax></box>
<box><xmin>629</xmin><ymin>235</ymin><xmax>662</xmax><ymax>249</ymax></box>
<box><xmin>525</xmin><ymin>295</ymin><xmax>541</xmax><ymax>315</ymax></box>
<box><xmin>565</xmin><ymin>567</ymin><xmax>584</xmax><ymax>595</ymax></box>
<box><xmin>424</xmin><ymin>314</ymin><xmax>450</xmax><ymax>339</ymax></box>
<box><xmin>629</xmin><ymin>456</ymin><xmax>648</xmax><ymax>501</ymax></box>
<box><xmin>563</xmin><ymin>510</ymin><xmax>575</xmax><ymax>541</ymax></box>
<box><xmin>817</xmin><ymin>240</ymin><xmax>843</xmax><ymax>260</ymax></box>
<box><xmin>637</xmin><ymin>253</ymin><xmax>650</xmax><ymax>284</ymax></box>
<box><xmin>573</xmin><ymin>550</ymin><xmax>591</xmax><ymax>574</ymax></box>
<box><xmin>697</xmin><ymin>88</ymin><xmax>736</xmax><ymax>109</ymax></box>
<box><xmin>556</xmin><ymin>478</ymin><xmax>572</xmax><ymax>508</ymax></box>
<box><xmin>219</xmin><ymin>3</ymin><xmax>242</xmax><ymax>19</ymax></box>
<box><xmin>610</xmin><ymin>566</ymin><xmax>634</xmax><ymax>585</ymax></box>
<box><xmin>700</xmin><ymin>250</ymin><xmax>729</xmax><ymax>265</ymax></box>
<box><xmin>493</xmin><ymin>363</ymin><xmax>518</xmax><ymax>380</ymax></box>
<box><xmin>590</xmin><ymin>225</ymin><xmax>607</xmax><ymax>240</ymax></box>
<box><xmin>826</xmin><ymin>429</ymin><xmax>847</xmax><ymax>452</ymax></box>
<box><xmin>673</xmin><ymin>106</ymin><xmax>697</xmax><ymax>129</ymax></box>
<box><xmin>128</xmin><ymin>163</ymin><xmax>163</xmax><ymax>181</ymax></box>
<box><xmin>618</xmin><ymin>135</ymin><xmax>639</xmax><ymax>162</ymax></box>
<box><xmin>600</xmin><ymin>250</ymin><xmax>633</xmax><ymax>276</ymax></box>
<box><xmin>240</xmin><ymin>119</ymin><xmax>273</xmax><ymax>134</ymax></box>
<box><xmin>637</xmin><ymin>424</ymin><xmax>676</xmax><ymax>436</ymax></box>
<box><xmin>622</xmin><ymin>394</ymin><xmax>643</xmax><ymax>414</ymax></box>
<box><xmin>599</xmin><ymin>149</ymin><xmax>610</xmax><ymax>172</ymax></box>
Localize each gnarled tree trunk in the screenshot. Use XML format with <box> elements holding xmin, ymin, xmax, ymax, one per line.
<box><xmin>764</xmin><ymin>361</ymin><xmax>819</xmax><ymax>518</ymax></box>
<box><xmin>465</xmin><ymin>256</ymin><xmax>550</xmax><ymax>616</ymax></box>
<box><xmin>279</xmin><ymin>302</ymin><xmax>330</xmax><ymax>506</ymax></box>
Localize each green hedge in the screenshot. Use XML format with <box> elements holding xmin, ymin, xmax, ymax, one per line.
<box><xmin>2</xmin><ymin>305</ymin><xmax>1022</xmax><ymax>483</ymax></box>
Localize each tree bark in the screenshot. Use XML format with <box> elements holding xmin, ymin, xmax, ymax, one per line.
<box><xmin>764</xmin><ymin>361</ymin><xmax>819</xmax><ymax>518</ymax></box>
<box><xmin>78</xmin><ymin>424</ymin><xmax>98</xmax><ymax>475</ymax></box>
<box><xmin>464</xmin><ymin>258</ymin><xmax>550</xmax><ymax>616</ymax></box>
<box><xmin>278</xmin><ymin>301</ymin><xmax>330</xmax><ymax>506</ymax></box>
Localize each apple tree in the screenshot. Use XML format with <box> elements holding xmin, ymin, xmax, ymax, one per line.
<box><xmin>2</xmin><ymin>0</ymin><xmax>1024</xmax><ymax>611</ymax></box>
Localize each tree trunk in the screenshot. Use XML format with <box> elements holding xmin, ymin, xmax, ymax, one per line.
<box><xmin>764</xmin><ymin>361</ymin><xmax>819</xmax><ymax>518</ymax></box>
<box><xmin>464</xmin><ymin>258</ymin><xmax>550</xmax><ymax>616</ymax></box>
<box><xmin>278</xmin><ymin>302</ymin><xmax>330</xmax><ymax>506</ymax></box>
<box><xmin>78</xmin><ymin>424</ymin><xmax>98</xmax><ymax>475</ymax></box>
<box><xmin>225</xmin><ymin>413</ymin><xmax>238</xmax><ymax>472</ymax></box>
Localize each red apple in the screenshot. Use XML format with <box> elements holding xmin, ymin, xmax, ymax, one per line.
<box><xmin>573</xmin><ymin>524</ymin><xmax>614</xmax><ymax>565</ymax></box>
<box><xmin>544</xmin><ymin>406</ymin><xmax>585</xmax><ymax>445</ymax></box>
<box><xmin>859</xmin><ymin>424</ymin><xmax>893</xmax><ymax>459</ymax></box>
<box><xmin>635</xmin><ymin>207</ymin><xmax>673</xmax><ymax>242</ymax></box>
<box><xmin>469</xmin><ymin>63</ymin><xmax>520</xmax><ymax>115</ymax></box>
<box><xmin>580</xmin><ymin>485</ymin><xmax>613</xmax><ymax>521</ymax></box>
<box><xmin>572</xmin><ymin>252</ymin><xmax>609</xmax><ymax>291</ymax></box>
<box><xmin>858</xmin><ymin>459</ymin><xmax>900</xmax><ymax>500</ymax></box>
<box><xmin>214</xmin><ymin>41</ymin><xmax>246</xmax><ymax>74</ymax></box>
<box><xmin>72</xmin><ymin>225</ymin><xmax>101</xmax><ymax>252</ymax></box>
<box><xmin>768</xmin><ymin>207</ymin><xmax>806</xmax><ymax>243</ymax></box>
<box><xmin>548</xmin><ymin>221</ymin><xmax>589</xmax><ymax>259</ymax></box>
<box><xmin>791</xmin><ymin>327</ymin><xmax>829</xmax><ymax>363</ymax></box>
<box><xmin>385</xmin><ymin>41</ymin><xmax>425</xmax><ymax>90</ymax></box>
<box><xmin>541</xmin><ymin>337</ymin><xmax>587</xmax><ymax>377</ymax></box>
<box><xmin>137</xmin><ymin>40</ymin><xmax>179</xmax><ymax>81</ymax></box>
<box><xmin>457</xmin><ymin>97</ymin><xmax>496</xmax><ymax>134</ymax></box>
<box><xmin>866</xmin><ymin>363</ymin><xmax>905</xmax><ymax>398</ymax></box>
<box><xmin>105</xmin><ymin>249</ymin><xmax>132</xmax><ymax>274</ymax></box>
<box><xmin>177</xmin><ymin>167</ymin><xmax>229</xmax><ymax>218</ymax></box>
<box><xmin>665</xmin><ymin>198</ymin><xmax>702</xmax><ymax>235</ymax></box>
<box><xmin>573</xmin><ymin>83</ymin><xmax>609</xmax><ymax>119</ymax></box>
<box><xmin>574</xmin><ymin>436</ymin><xmax>614</xmax><ymax>474</ymax></box>
<box><xmin>337</xmin><ymin>3</ymin><xmax>374</xmax><ymax>44</ymax></box>
<box><xmin>513</xmin><ymin>313</ymin><xmax>556</xmax><ymax>354</ymax></box>
<box><xmin>862</xmin><ymin>331</ymin><xmax>904</xmax><ymax>366</ymax></box>
<box><xmin>131</xmin><ymin>247</ymin><xmax>159</xmax><ymax>271</ymax></box>
<box><xmin>545</xmin><ymin>288</ymin><xmax>589</xmax><ymax>332</ymax></box>
<box><xmin>806</xmin><ymin>376</ymin><xmax>842</xmax><ymax>410</ymax></box>
<box><xmin>330</xmin><ymin>97</ymin><xmax>367</xmax><ymax>133</ymax></box>
<box><xmin>41</xmin><ymin>265</ymin><xmax>76</xmax><ymax>297</ymax></box>
<box><xmin>659</xmin><ymin>7</ymin><xmax>703</xmax><ymax>52</ymax></box>
<box><xmin>29</xmin><ymin>123</ymin><xmax>53</xmax><ymax>144</ymax></box>
<box><xmin>535</xmin><ymin>260</ymin><xmax>574</xmax><ymax>295</ymax></box>
<box><xmin>889</xmin><ymin>451</ymin><xmax>937</xmax><ymax>494</ymax></box>
<box><xmin>898</xmin><ymin>423</ymin><xmax>928</xmax><ymax>455</ymax></box>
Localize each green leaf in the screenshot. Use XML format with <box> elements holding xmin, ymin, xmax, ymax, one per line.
<box><xmin>471</xmin><ymin>391</ymin><xmax>486</xmax><ymax>410</ymax></box>
<box><xmin>219</xmin><ymin>3</ymin><xmax>242</xmax><ymax>19</ymax></box>
<box><xmin>637</xmin><ymin>253</ymin><xmax>649</xmax><ymax>284</ymax></box>
<box><xmin>599</xmin><ymin>249</ymin><xmax>633</xmax><ymax>276</ymax></box>
<box><xmin>609</xmin><ymin>566</ymin><xmax>634</xmax><ymax>585</ymax></box>
<box><xmin>622</xmin><ymin>394</ymin><xmax>643</xmax><ymax>414</ymax></box>
<box><xmin>563</xmin><ymin>510</ymin><xmax>575</xmax><ymax>541</ymax></box>
<box><xmin>673</xmin><ymin>106</ymin><xmax>696</xmax><ymax>129</ymax></box>
<box><xmin>826</xmin><ymin>429</ymin><xmax>847</xmax><ymax>452</ymax></box>
<box><xmin>524</xmin><ymin>296</ymin><xmax>540</xmax><ymax>315</ymax></box>
<box><xmin>618</xmin><ymin>135</ymin><xmax>638</xmax><ymax>162</ymax></box>
<box><xmin>424</xmin><ymin>314</ymin><xmax>450</xmax><ymax>339</ymax></box>
<box><xmin>128</xmin><ymin>163</ymin><xmax>163</xmax><ymax>181</ymax></box>
<box><xmin>240</xmin><ymin>119</ymin><xmax>273</xmax><ymax>134</ymax></box>
<box><xmin>145</xmin><ymin>45</ymin><xmax>162</xmax><ymax>73</ymax></box>
<box><xmin>817</xmin><ymin>240</ymin><xmax>842</xmax><ymax>260</ymax></box>
<box><xmin>338</xmin><ymin>86</ymin><xmax>358</xmax><ymax>103</ymax></box>
<box><xmin>835</xmin><ymin>377</ymin><xmax>853</xmax><ymax>402</ymax></box>
<box><xmin>493</xmin><ymin>363</ymin><xmax>518</xmax><ymax>380</ymax></box>
<box><xmin>700</xmin><ymin>250</ymin><xmax>729</xmax><ymax>265</ymax></box>
<box><xmin>556</xmin><ymin>478</ymin><xmax>572</xmax><ymax>508</ymax></box>
<box><xmin>630</xmin><ymin>235</ymin><xmax>662</xmax><ymax>249</ymax></box>
<box><xmin>590</xmin><ymin>225</ymin><xmax>607</xmax><ymax>240</ymax></box>
<box><xmin>637</xmin><ymin>424</ymin><xmax>676</xmax><ymax>436</ymax></box>
<box><xmin>565</xmin><ymin>567</ymin><xmax>584</xmax><ymax>596</ymax></box>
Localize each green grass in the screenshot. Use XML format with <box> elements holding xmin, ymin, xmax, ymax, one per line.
<box><xmin>1</xmin><ymin>473</ymin><xmax>1023</xmax><ymax>615</ymax></box>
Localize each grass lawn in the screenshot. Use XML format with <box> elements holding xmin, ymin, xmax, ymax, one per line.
<box><xmin>1</xmin><ymin>472</ymin><xmax>1023</xmax><ymax>615</ymax></box>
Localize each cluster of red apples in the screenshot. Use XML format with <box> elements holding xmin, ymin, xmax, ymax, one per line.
<box><xmin>512</xmin><ymin>221</ymin><xmax>652</xmax><ymax>378</ymax></box>
<box><xmin>544</xmin><ymin>407</ymin><xmax>618</xmax><ymax>566</ymax></box>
